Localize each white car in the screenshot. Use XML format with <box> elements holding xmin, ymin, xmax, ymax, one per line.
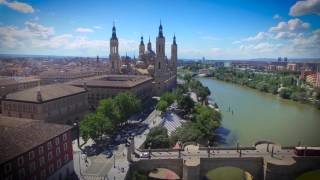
<box><xmin>139</xmin><ymin>152</ymin><xmax>149</xmax><ymax>158</ymax></box>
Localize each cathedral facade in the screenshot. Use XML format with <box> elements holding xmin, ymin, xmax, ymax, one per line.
<box><xmin>108</xmin><ymin>23</ymin><xmax>177</xmax><ymax>96</ymax></box>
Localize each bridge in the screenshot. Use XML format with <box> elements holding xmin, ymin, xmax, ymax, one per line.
<box><xmin>126</xmin><ymin>141</ymin><xmax>320</xmax><ymax>180</ymax></box>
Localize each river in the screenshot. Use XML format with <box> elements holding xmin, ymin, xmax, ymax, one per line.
<box><xmin>198</xmin><ymin>78</ymin><xmax>320</xmax><ymax>147</ymax></box>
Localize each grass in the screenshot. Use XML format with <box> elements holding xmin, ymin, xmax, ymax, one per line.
<box><xmin>296</xmin><ymin>170</ymin><xmax>320</xmax><ymax>180</ymax></box>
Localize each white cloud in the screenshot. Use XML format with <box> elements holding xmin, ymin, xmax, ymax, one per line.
<box><xmin>76</xmin><ymin>28</ymin><xmax>94</xmax><ymax>33</ymax></box>
<box><xmin>269</xmin><ymin>18</ymin><xmax>310</xmax><ymax>32</ymax></box>
<box><xmin>0</xmin><ymin>0</ymin><xmax>34</xmax><ymax>13</ymax></box>
<box><xmin>244</xmin><ymin>32</ymin><xmax>271</xmax><ymax>41</ymax></box>
<box><xmin>0</xmin><ymin>21</ymin><xmax>140</xmax><ymax>56</ymax></box>
<box><xmin>93</xmin><ymin>26</ymin><xmax>102</xmax><ymax>29</ymax></box>
<box><xmin>274</xmin><ymin>32</ymin><xmax>299</xmax><ymax>39</ymax></box>
<box><xmin>273</xmin><ymin>14</ymin><xmax>282</xmax><ymax>20</ymax></box>
<box><xmin>289</xmin><ymin>0</ymin><xmax>320</xmax><ymax>16</ymax></box>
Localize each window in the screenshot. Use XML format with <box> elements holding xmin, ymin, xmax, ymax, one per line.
<box><xmin>29</xmin><ymin>161</ymin><xmax>36</xmax><ymax>173</ymax></box>
<box><xmin>56</xmin><ymin>147</ymin><xmax>61</xmax><ymax>156</ymax></box>
<box><xmin>17</xmin><ymin>156</ymin><xmax>24</xmax><ymax>167</ymax></box>
<box><xmin>38</xmin><ymin>146</ymin><xmax>44</xmax><ymax>155</ymax></box>
<box><xmin>4</xmin><ymin>163</ymin><xmax>12</xmax><ymax>174</ymax></box>
<box><xmin>47</xmin><ymin>141</ymin><xmax>52</xmax><ymax>150</ymax></box>
<box><xmin>18</xmin><ymin>168</ymin><xmax>25</xmax><ymax>178</ymax></box>
<box><xmin>49</xmin><ymin>164</ymin><xmax>54</xmax><ymax>174</ymax></box>
<box><xmin>40</xmin><ymin>170</ymin><xmax>46</xmax><ymax>180</ymax></box>
<box><xmin>64</xmin><ymin>154</ymin><xmax>69</xmax><ymax>163</ymax></box>
<box><xmin>29</xmin><ymin>151</ymin><xmax>35</xmax><ymax>160</ymax></box>
<box><xmin>62</xmin><ymin>133</ymin><xmax>67</xmax><ymax>141</ymax></box>
<box><xmin>39</xmin><ymin>156</ymin><xmax>45</xmax><ymax>167</ymax></box>
<box><xmin>56</xmin><ymin>159</ymin><xmax>61</xmax><ymax>168</ymax></box>
<box><xmin>55</xmin><ymin>137</ymin><xmax>60</xmax><ymax>146</ymax></box>
<box><xmin>48</xmin><ymin>151</ymin><xmax>53</xmax><ymax>161</ymax></box>
<box><xmin>63</xmin><ymin>143</ymin><xmax>68</xmax><ymax>151</ymax></box>
<box><xmin>31</xmin><ymin>175</ymin><xmax>37</xmax><ymax>180</ymax></box>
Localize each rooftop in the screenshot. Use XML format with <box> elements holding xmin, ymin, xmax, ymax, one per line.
<box><xmin>0</xmin><ymin>76</ymin><xmax>40</xmax><ymax>86</ymax></box>
<box><xmin>0</xmin><ymin>116</ymin><xmax>72</xmax><ymax>164</ymax></box>
<box><xmin>4</xmin><ymin>83</ymin><xmax>86</xmax><ymax>103</ymax></box>
<box><xmin>70</xmin><ymin>74</ymin><xmax>153</xmax><ymax>88</ymax></box>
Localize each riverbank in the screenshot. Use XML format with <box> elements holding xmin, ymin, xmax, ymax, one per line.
<box><xmin>209</xmin><ymin>68</ymin><xmax>320</xmax><ymax>110</ymax></box>
<box><xmin>198</xmin><ymin>77</ymin><xmax>320</xmax><ymax>146</ymax></box>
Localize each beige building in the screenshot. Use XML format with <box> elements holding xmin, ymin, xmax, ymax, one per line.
<box><xmin>40</xmin><ymin>70</ymin><xmax>97</xmax><ymax>85</ymax></box>
<box><xmin>1</xmin><ymin>84</ymin><xmax>88</xmax><ymax>125</ymax></box>
<box><xmin>69</xmin><ymin>75</ymin><xmax>153</xmax><ymax>109</ymax></box>
<box><xmin>0</xmin><ymin>76</ymin><xmax>40</xmax><ymax>97</ymax></box>
<box><xmin>109</xmin><ymin>23</ymin><xmax>177</xmax><ymax>96</ymax></box>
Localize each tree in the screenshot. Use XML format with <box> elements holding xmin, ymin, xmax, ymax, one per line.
<box><xmin>172</xmin><ymin>123</ymin><xmax>203</xmax><ymax>143</ymax></box>
<box><xmin>97</xmin><ymin>99</ymin><xmax>120</xmax><ymax>126</ymax></box>
<box><xmin>183</xmin><ymin>73</ymin><xmax>192</xmax><ymax>82</ymax></box>
<box><xmin>114</xmin><ymin>92</ymin><xmax>141</xmax><ymax>125</ymax></box>
<box><xmin>196</xmin><ymin>86</ymin><xmax>211</xmax><ymax>104</ymax></box>
<box><xmin>80</xmin><ymin>113</ymin><xmax>114</xmax><ymax>143</ymax></box>
<box><xmin>145</xmin><ymin>127</ymin><xmax>170</xmax><ymax>149</ymax></box>
<box><xmin>279</xmin><ymin>88</ymin><xmax>293</xmax><ymax>99</ymax></box>
<box><xmin>256</xmin><ymin>81</ymin><xmax>269</xmax><ymax>92</ymax></box>
<box><xmin>156</xmin><ymin>100</ymin><xmax>169</xmax><ymax>113</ymax></box>
<box><xmin>177</xmin><ymin>95</ymin><xmax>195</xmax><ymax>114</ymax></box>
<box><xmin>192</xmin><ymin>106</ymin><xmax>221</xmax><ymax>140</ymax></box>
<box><xmin>160</xmin><ymin>92</ymin><xmax>175</xmax><ymax>105</ymax></box>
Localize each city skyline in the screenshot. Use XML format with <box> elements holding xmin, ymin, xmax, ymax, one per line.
<box><xmin>0</xmin><ymin>0</ymin><xmax>320</xmax><ymax>59</ymax></box>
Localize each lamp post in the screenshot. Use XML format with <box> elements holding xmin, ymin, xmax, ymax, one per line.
<box><xmin>148</xmin><ymin>142</ymin><xmax>152</xmax><ymax>159</ymax></box>
<box><xmin>113</xmin><ymin>154</ymin><xmax>116</xmax><ymax>168</ymax></box>
<box><xmin>73</xmin><ymin>122</ymin><xmax>80</xmax><ymax>148</ymax></box>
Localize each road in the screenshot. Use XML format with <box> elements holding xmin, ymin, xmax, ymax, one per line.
<box><xmin>73</xmin><ymin>109</ymin><xmax>163</xmax><ymax>180</ymax></box>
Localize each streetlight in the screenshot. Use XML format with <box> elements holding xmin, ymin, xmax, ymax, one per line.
<box><xmin>113</xmin><ymin>154</ymin><xmax>116</xmax><ymax>168</ymax></box>
<box><xmin>73</xmin><ymin>122</ymin><xmax>80</xmax><ymax>148</ymax></box>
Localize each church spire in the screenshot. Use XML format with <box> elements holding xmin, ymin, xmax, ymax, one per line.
<box><xmin>111</xmin><ymin>22</ymin><xmax>117</xmax><ymax>40</ymax></box>
<box><xmin>140</xmin><ymin>35</ymin><xmax>144</xmax><ymax>45</ymax></box>
<box><xmin>158</xmin><ymin>20</ymin><xmax>164</xmax><ymax>38</ymax></box>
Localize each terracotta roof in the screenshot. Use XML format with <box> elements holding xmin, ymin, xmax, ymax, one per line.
<box><xmin>5</xmin><ymin>83</ymin><xmax>86</xmax><ymax>102</ymax></box>
<box><xmin>0</xmin><ymin>116</ymin><xmax>72</xmax><ymax>164</ymax></box>
<box><xmin>70</xmin><ymin>74</ymin><xmax>153</xmax><ymax>88</ymax></box>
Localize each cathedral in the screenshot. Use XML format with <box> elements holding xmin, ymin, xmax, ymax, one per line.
<box><xmin>108</xmin><ymin>22</ymin><xmax>177</xmax><ymax>96</ymax></box>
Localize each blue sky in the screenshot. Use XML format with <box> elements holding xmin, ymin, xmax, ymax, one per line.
<box><xmin>0</xmin><ymin>0</ymin><xmax>320</xmax><ymax>59</ymax></box>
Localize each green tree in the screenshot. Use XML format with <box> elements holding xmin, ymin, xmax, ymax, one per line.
<box><xmin>256</xmin><ymin>81</ymin><xmax>269</xmax><ymax>92</ymax></box>
<box><xmin>279</xmin><ymin>88</ymin><xmax>293</xmax><ymax>99</ymax></box>
<box><xmin>80</xmin><ymin>113</ymin><xmax>114</xmax><ymax>143</ymax></box>
<box><xmin>160</xmin><ymin>92</ymin><xmax>175</xmax><ymax>105</ymax></box>
<box><xmin>172</xmin><ymin>123</ymin><xmax>203</xmax><ymax>143</ymax></box>
<box><xmin>156</xmin><ymin>100</ymin><xmax>169</xmax><ymax>112</ymax></box>
<box><xmin>196</xmin><ymin>86</ymin><xmax>211</xmax><ymax>104</ymax></box>
<box><xmin>177</xmin><ymin>95</ymin><xmax>195</xmax><ymax>114</ymax></box>
<box><xmin>114</xmin><ymin>92</ymin><xmax>141</xmax><ymax>125</ymax></box>
<box><xmin>145</xmin><ymin>127</ymin><xmax>170</xmax><ymax>149</ymax></box>
<box><xmin>97</xmin><ymin>99</ymin><xmax>120</xmax><ymax>126</ymax></box>
<box><xmin>192</xmin><ymin>106</ymin><xmax>221</xmax><ymax>140</ymax></box>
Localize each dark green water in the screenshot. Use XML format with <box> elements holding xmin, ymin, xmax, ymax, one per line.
<box><xmin>198</xmin><ymin>78</ymin><xmax>320</xmax><ymax>146</ymax></box>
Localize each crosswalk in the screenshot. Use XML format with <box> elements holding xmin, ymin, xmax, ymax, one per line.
<box><xmin>161</xmin><ymin>112</ymin><xmax>186</xmax><ymax>136</ymax></box>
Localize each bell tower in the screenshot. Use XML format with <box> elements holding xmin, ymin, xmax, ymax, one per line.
<box><xmin>139</xmin><ymin>36</ymin><xmax>145</xmax><ymax>58</ymax></box>
<box><xmin>110</xmin><ymin>23</ymin><xmax>121</xmax><ymax>74</ymax></box>
<box><xmin>171</xmin><ymin>34</ymin><xmax>177</xmax><ymax>74</ymax></box>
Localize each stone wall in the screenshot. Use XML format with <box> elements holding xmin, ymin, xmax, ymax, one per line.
<box><xmin>266</xmin><ymin>156</ymin><xmax>320</xmax><ymax>180</ymax></box>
